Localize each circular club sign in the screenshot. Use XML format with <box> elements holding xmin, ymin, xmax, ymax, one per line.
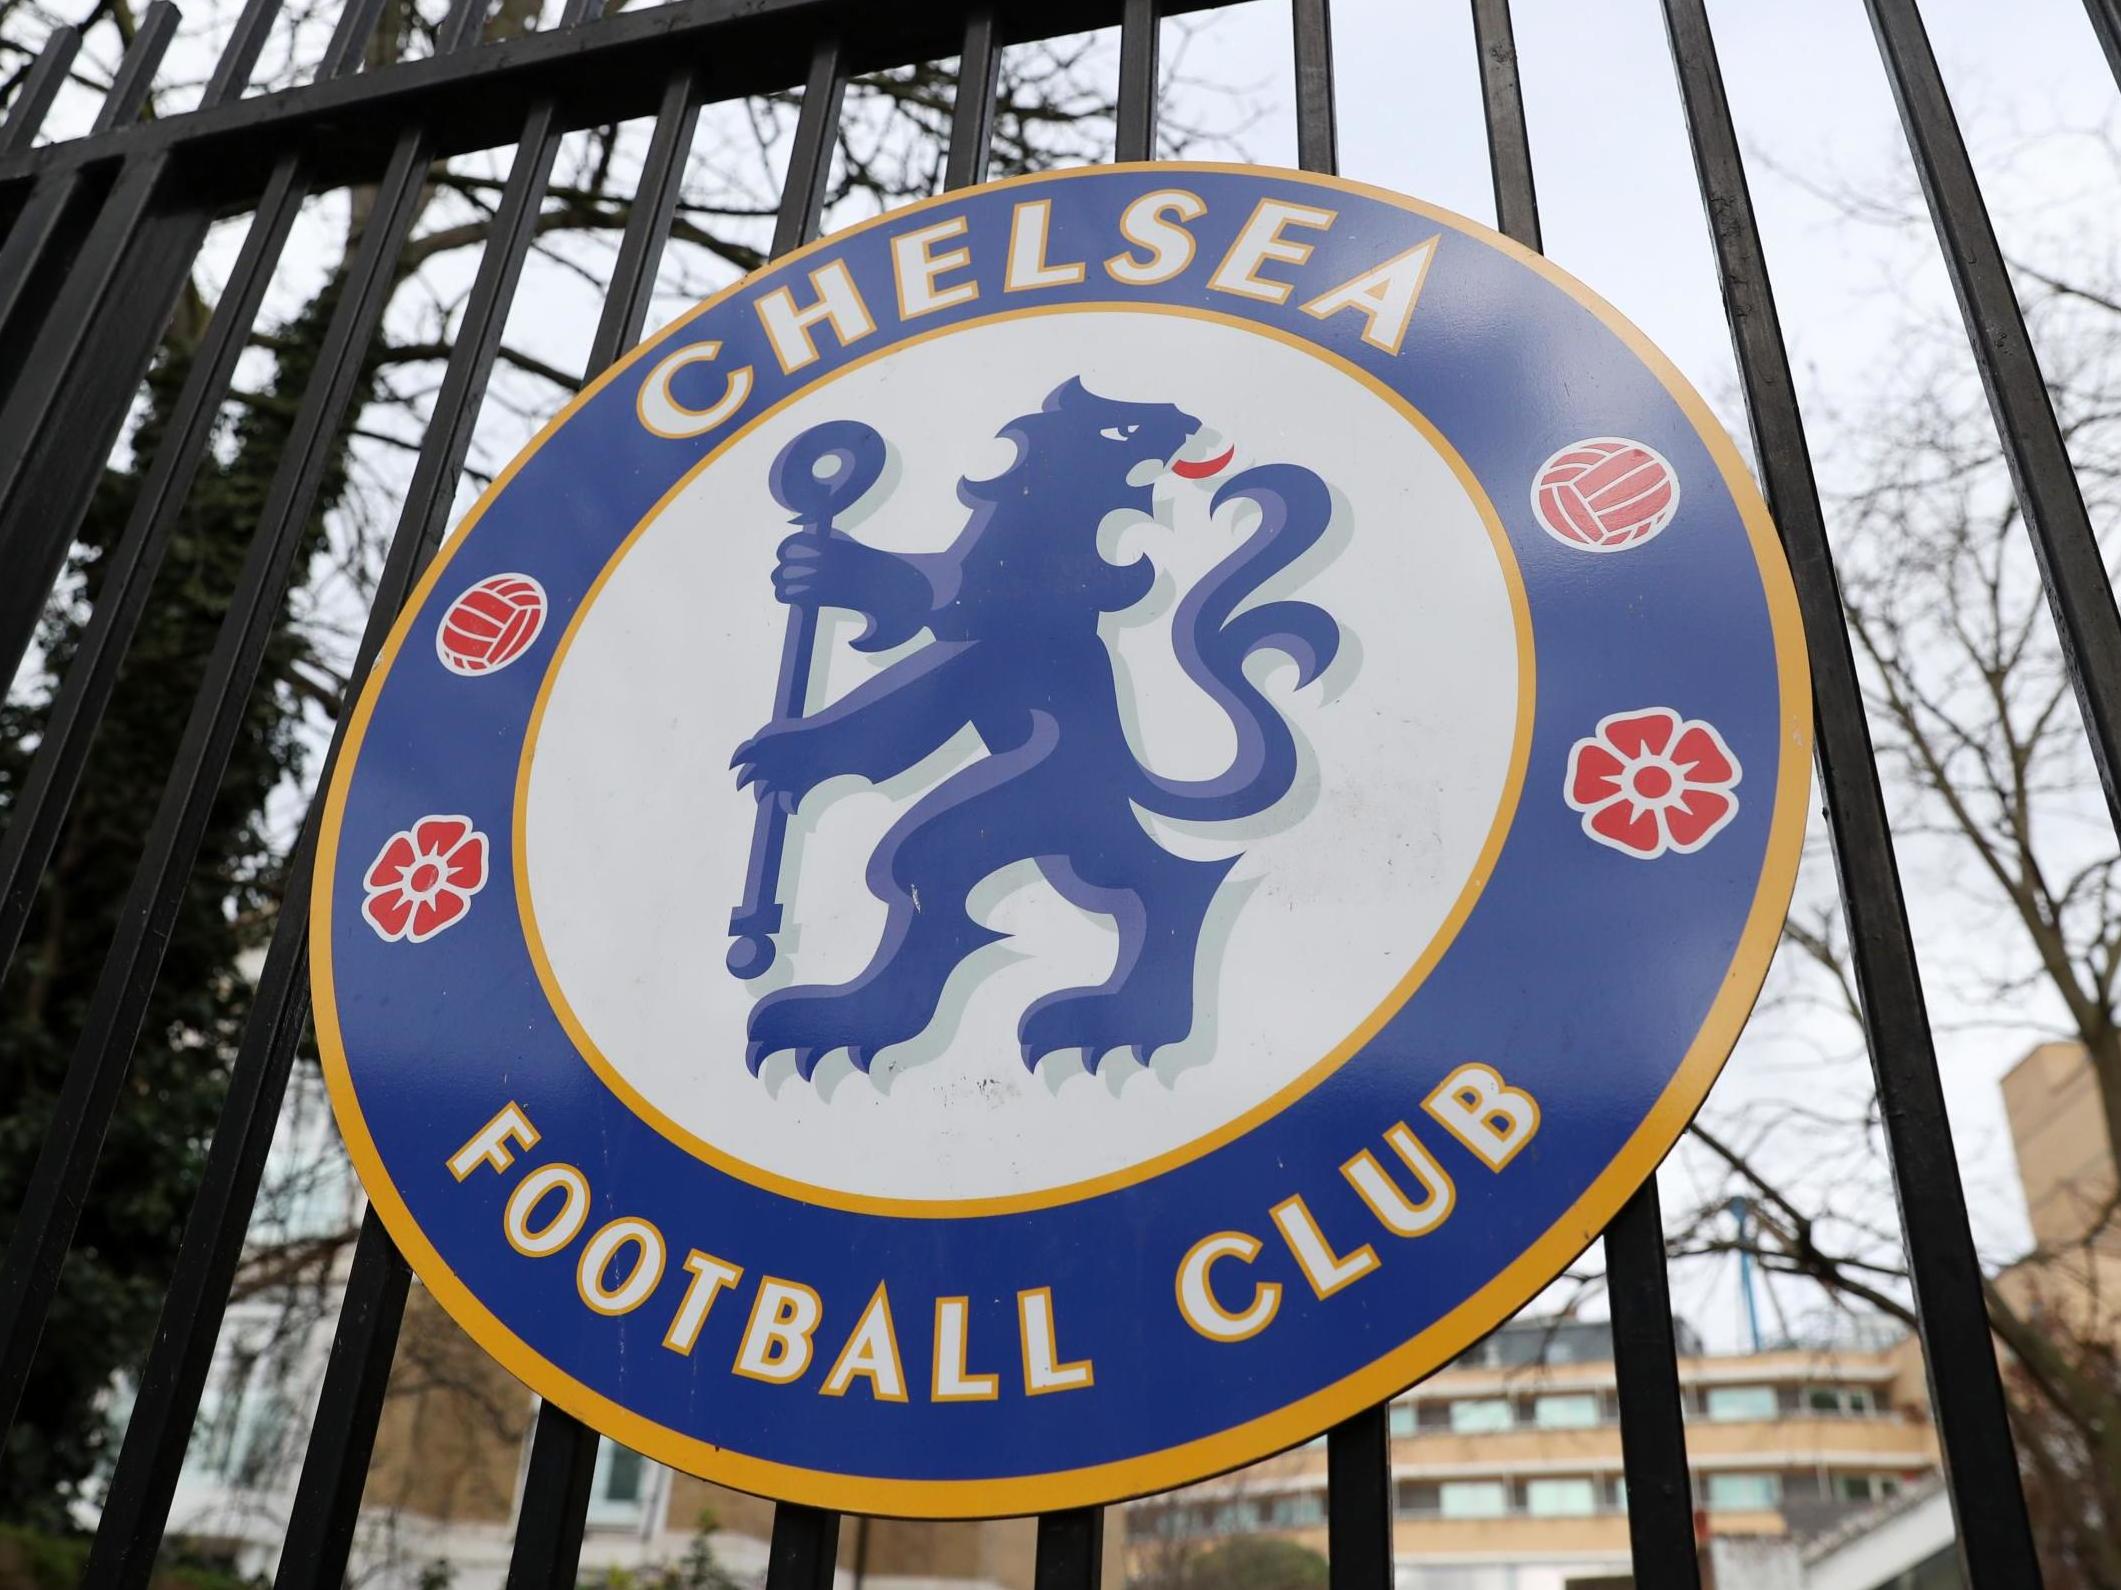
<box><xmin>314</xmin><ymin>164</ymin><xmax>1809</xmax><ymax>1515</ymax></box>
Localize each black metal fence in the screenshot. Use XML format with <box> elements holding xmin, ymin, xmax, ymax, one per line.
<box><xmin>1</xmin><ymin>0</ymin><xmax>2108</xmax><ymax>1584</ymax></box>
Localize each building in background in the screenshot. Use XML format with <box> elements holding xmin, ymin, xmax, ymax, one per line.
<box><xmin>2001</xmin><ymin>1041</ymin><xmax>2118</xmax><ymax>1251</ymax></box>
<box><xmin>1123</xmin><ymin>1315</ymin><xmax>1941</xmax><ymax>1590</ymax></box>
<box><xmin>1693</xmin><ymin>1039</ymin><xmax>2121</xmax><ymax>1590</ymax></box>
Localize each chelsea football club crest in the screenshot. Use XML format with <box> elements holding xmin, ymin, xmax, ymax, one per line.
<box><xmin>314</xmin><ymin>163</ymin><xmax>1810</xmax><ymax>1515</ymax></box>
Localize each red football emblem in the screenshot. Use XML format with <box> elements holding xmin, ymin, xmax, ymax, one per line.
<box><xmin>1531</xmin><ymin>437</ymin><xmax>1679</xmax><ymax>552</ymax></box>
<box><xmin>436</xmin><ymin>573</ymin><xmax>547</xmax><ymax>676</ymax></box>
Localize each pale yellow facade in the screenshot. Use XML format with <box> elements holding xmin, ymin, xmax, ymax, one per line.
<box><xmin>2000</xmin><ymin>1039</ymin><xmax>2118</xmax><ymax>1255</ymax></box>
<box><xmin>1123</xmin><ymin>1330</ymin><xmax>1941</xmax><ymax>1586</ymax></box>
<box><xmin>1995</xmin><ymin>1041</ymin><xmax>2121</xmax><ymax>1352</ymax></box>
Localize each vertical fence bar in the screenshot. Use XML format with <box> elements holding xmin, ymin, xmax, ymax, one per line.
<box><xmin>266</xmin><ymin>43</ymin><xmax>715</xmax><ymax>1579</ymax></box>
<box><xmin>1115</xmin><ymin>0</ymin><xmax>1159</xmax><ymax>161</ymax></box>
<box><xmin>90</xmin><ymin>1</ymin><xmax>182</xmax><ymax>133</ymax></box>
<box><xmin>0</xmin><ymin>179</ymin><xmax>78</xmax><ymax>357</ymax></box>
<box><xmin>201</xmin><ymin>0</ymin><xmax>292</xmax><ymax>110</ymax></box>
<box><xmin>766</xmin><ymin>1505</ymin><xmax>842</xmax><ymax>1590</ymax></box>
<box><xmin>1296</xmin><ymin>9</ymin><xmax>1390</xmax><ymax>1584</ymax></box>
<box><xmin>0</xmin><ymin>26</ymin><xmax>79</xmax><ymax>151</ymax></box>
<box><xmin>1325</xmin><ymin>1405</ymin><xmax>1391</xmax><ymax>1590</ymax></box>
<box><xmin>1289</xmin><ymin>0</ymin><xmax>1335</xmax><ymax>175</ymax></box>
<box><xmin>1308</xmin><ymin>0</ymin><xmax>1386</xmax><ymax>1386</ymax></box>
<box><xmin>81</xmin><ymin>8</ymin><xmax>603</xmax><ymax>1573</ymax></box>
<box><xmin>944</xmin><ymin>5</ymin><xmax>1001</xmax><ymax>191</ymax></box>
<box><xmin>1466</xmin><ymin>4</ymin><xmax>1702</xmax><ymax>1580</ymax></box>
<box><xmin>2083</xmin><ymin>0</ymin><xmax>2121</xmax><ymax>89</ymax></box>
<box><xmin>272</xmin><ymin>1213</ymin><xmax>414</xmax><ymax>1590</ymax></box>
<box><xmin>0</xmin><ymin>173</ymin><xmax>95</xmax><ymax>407</ymax></box>
<box><xmin>504</xmin><ymin>1406</ymin><xmax>604</xmax><ymax>1590</ymax></box>
<box><xmin>1035</xmin><ymin>1508</ymin><xmax>1105</xmax><ymax>1590</ymax></box>
<box><xmin>584</xmin><ymin>64</ymin><xmax>704</xmax><ymax>371</ymax></box>
<box><xmin>1601</xmin><ymin>1186</ymin><xmax>1703</xmax><ymax>1590</ymax></box>
<box><xmin>1604</xmin><ymin>1183</ymin><xmax>1702</xmax><ymax>1586</ymax></box>
<box><xmin>82</xmin><ymin>784</ymin><xmax>317</xmax><ymax>1584</ymax></box>
<box><xmin>1864</xmin><ymin>0</ymin><xmax>2121</xmax><ymax>841</ymax></box>
<box><xmin>1291</xmin><ymin>0</ymin><xmax>1336</xmax><ymax>175</ymax></box>
<box><xmin>0</xmin><ymin>0</ymin><xmax>489</xmax><ymax>1448</ymax></box>
<box><xmin>1659</xmin><ymin>0</ymin><xmax>2040</xmax><ymax>1579</ymax></box>
<box><xmin>771</xmin><ymin>36</ymin><xmax>847</xmax><ymax>258</ymax></box>
<box><xmin>755</xmin><ymin>31</ymin><xmax>856</xmax><ymax>1571</ymax></box>
<box><xmin>1467</xmin><ymin>0</ymin><xmax>1537</xmax><ymax>249</ymax></box>
<box><xmin>745</xmin><ymin>1426</ymin><xmax>824</xmax><ymax>1572</ymax></box>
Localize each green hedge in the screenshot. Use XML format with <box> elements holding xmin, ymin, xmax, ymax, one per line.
<box><xmin>0</xmin><ymin>1525</ymin><xmax>261</xmax><ymax>1590</ymax></box>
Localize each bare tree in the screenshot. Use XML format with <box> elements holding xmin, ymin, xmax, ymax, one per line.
<box><xmin>1661</xmin><ymin>120</ymin><xmax>2121</xmax><ymax>1588</ymax></box>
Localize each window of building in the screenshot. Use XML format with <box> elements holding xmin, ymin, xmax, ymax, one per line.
<box><xmin>1532</xmin><ymin>1392</ymin><xmax>1600</xmax><ymax>1429</ymax></box>
<box><xmin>1704</xmin><ymin>1472</ymin><xmax>1781</xmax><ymax>1511</ymax></box>
<box><xmin>586</xmin><ymin>1439</ymin><xmax>652</xmax><ymax>1528</ymax></box>
<box><xmin>1389</xmin><ymin>1402</ymin><xmax>1417</xmax><ymax>1438</ymax></box>
<box><xmin>1395</xmin><ymin>1480</ymin><xmax>1439</xmax><ymax>1516</ymax></box>
<box><xmin>1807</xmin><ymin>1385</ymin><xmax>1879</xmax><ymax>1416</ymax></box>
<box><xmin>1270</xmin><ymin>1492</ymin><xmax>1326</xmax><ymax>1528</ymax></box>
<box><xmin>1703</xmin><ymin>1385</ymin><xmax>1778</xmax><ymax>1422</ymax></box>
<box><xmin>1212</xmin><ymin>1501</ymin><xmax>1260</xmax><ymax>1535</ymax></box>
<box><xmin>1835</xmin><ymin>1473</ymin><xmax>1903</xmax><ymax>1503</ymax></box>
<box><xmin>1525</xmin><ymin>1477</ymin><xmax>1598</xmax><ymax>1517</ymax></box>
<box><xmin>183</xmin><ymin>1333</ymin><xmax>301</xmax><ymax>1489</ymax></box>
<box><xmin>1439</xmin><ymin>1480</ymin><xmax>1510</xmax><ymax>1519</ymax></box>
<box><xmin>1448</xmin><ymin>1398</ymin><xmax>1513</xmax><ymax>1433</ymax></box>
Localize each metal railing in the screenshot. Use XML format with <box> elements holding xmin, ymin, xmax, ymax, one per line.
<box><xmin>2</xmin><ymin>0</ymin><xmax>2100</xmax><ymax>1584</ymax></box>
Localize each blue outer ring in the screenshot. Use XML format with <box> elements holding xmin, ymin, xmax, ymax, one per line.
<box><xmin>314</xmin><ymin>163</ymin><xmax>1804</xmax><ymax>1511</ymax></box>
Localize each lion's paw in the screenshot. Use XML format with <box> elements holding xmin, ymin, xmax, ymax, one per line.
<box><xmin>731</xmin><ymin>719</ymin><xmax>838</xmax><ymax>812</ymax></box>
<box><xmin>747</xmin><ymin>984</ymin><xmax>928</xmax><ymax>1079</ymax></box>
<box><xmin>1018</xmin><ymin>990</ymin><xmax>1191</xmax><ymax>1075</ymax></box>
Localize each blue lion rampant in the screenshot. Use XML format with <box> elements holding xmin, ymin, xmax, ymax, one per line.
<box><xmin>732</xmin><ymin>376</ymin><xmax>1340</xmax><ymax>1078</ymax></box>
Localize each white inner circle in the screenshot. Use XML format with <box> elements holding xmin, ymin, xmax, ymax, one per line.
<box><xmin>524</xmin><ymin>310</ymin><xmax>1520</xmax><ymax>1205</ymax></box>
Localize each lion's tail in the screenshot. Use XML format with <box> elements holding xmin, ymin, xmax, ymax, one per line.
<box><xmin>1131</xmin><ymin>463</ymin><xmax>1341</xmax><ymax>822</ymax></box>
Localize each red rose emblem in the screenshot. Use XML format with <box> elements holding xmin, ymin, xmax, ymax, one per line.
<box><xmin>1565</xmin><ymin>707</ymin><xmax>1741</xmax><ymax>859</ymax></box>
<box><xmin>362</xmin><ymin>815</ymin><xmax>489</xmax><ymax>942</ymax></box>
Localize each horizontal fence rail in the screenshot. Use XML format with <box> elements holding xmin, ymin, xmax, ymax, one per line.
<box><xmin>0</xmin><ymin>0</ymin><xmax>2076</xmax><ymax>1583</ymax></box>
